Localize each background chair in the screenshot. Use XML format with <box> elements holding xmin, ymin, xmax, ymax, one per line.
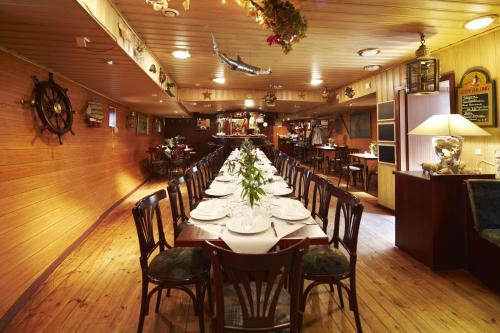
<box><xmin>337</xmin><ymin>148</ymin><xmax>362</xmax><ymax>191</ymax></box>
<box><xmin>184</xmin><ymin>166</ymin><xmax>204</xmax><ymax>210</ymax></box>
<box><xmin>204</xmin><ymin>239</ymin><xmax>309</xmax><ymax>333</ymax></box>
<box><xmin>132</xmin><ymin>190</ymin><xmax>210</xmax><ymax>333</ymax></box>
<box><xmin>465</xmin><ymin>180</ymin><xmax>500</xmax><ymax>293</ymax></box>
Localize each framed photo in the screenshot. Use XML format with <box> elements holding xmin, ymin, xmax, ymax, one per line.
<box><xmin>196</xmin><ymin>118</ymin><xmax>211</xmax><ymax>130</ymax></box>
<box><xmin>137</xmin><ymin>113</ymin><xmax>149</xmax><ymax>135</ymax></box>
<box><xmin>349</xmin><ymin>110</ymin><xmax>371</xmax><ymax>138</ymax></box>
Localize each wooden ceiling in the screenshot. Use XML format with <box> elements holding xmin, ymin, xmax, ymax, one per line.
<box><xmin>113</xmin><ymin>0</ymin><xmax>500</xmax><ymax>92</ymax></box>
<box><xmin>0</xmin><ymin>0</ymin><xmax>499</xmax><ymax>117</ymax></box>
<box><xmin>0</xmin><ymin>0</ymin><xmax>187</xmax><ymax>116</ymax></box>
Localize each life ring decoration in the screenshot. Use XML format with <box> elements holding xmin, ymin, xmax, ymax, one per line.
<box><xmin>31</xmin><ymin>73</ymin><xmax>75</xmax><ymax>144</ymax></box>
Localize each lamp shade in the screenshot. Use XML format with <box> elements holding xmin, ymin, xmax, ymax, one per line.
<box><xmin>408</xmin><ymin>114</ymin><xmax>491</xmax><ymax>136</ymax></box>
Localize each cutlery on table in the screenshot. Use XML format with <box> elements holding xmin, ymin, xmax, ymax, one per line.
<box><xmin>271</xmin><ymin>221</ymin><xmax>278</xmax><ymax>238</ymax></box>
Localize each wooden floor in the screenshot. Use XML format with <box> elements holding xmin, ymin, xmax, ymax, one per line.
<box><xmin>5</xmin><ymin>178</ymin><xmax>500</xmax><ymax>333</ymax></box>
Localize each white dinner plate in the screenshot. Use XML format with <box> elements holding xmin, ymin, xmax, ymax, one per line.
<box><xmin>226</xmin><ymin>219</ymin><xmax>271</xmax><ymax>234</ymax></box>
<box><xmin>190</xmin><ymin>208</ymin><xmax>228</xmax><ymax>221</ymax></box>
<box><xmin>205</xmin><ymin>187</ymin><xmax>235</xmax><ymax>197</ymax></box>
<box><xmin>274</xmin><ymin>187</ymin><xmax>293</xmax><ymax>196</ymax></box>
<box><xmin>215</xmin><ymin>175</ymin><xmax>234</xmax><ymax>182</ymax></box>
<box><xmin>272</xmin><ymin>205</ymin><xmax>310</xmax><ymax>221</ymax></box>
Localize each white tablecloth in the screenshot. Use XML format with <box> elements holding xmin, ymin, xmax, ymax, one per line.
<box><xmin>188</xmin><ymin>148</ymin><xmax>326</xmax><ymax>253</ymax></box>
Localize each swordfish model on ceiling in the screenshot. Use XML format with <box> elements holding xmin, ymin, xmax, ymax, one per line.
<box><xmin>211</xmin><ymin>33</ymin><xmax>272</xmax><ymax>76</ymax></box>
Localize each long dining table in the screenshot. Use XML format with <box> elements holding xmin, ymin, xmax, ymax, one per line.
<box><xmin>175</xmin><ymin>148</ymin><xmax>329</xmax><ymax>253</ymax></box>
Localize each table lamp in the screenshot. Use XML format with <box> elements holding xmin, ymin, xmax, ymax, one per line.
<box><xmin>408</xmin><ymin>114</ymin><xmax>490</xmax><ymax>173</ymax></box>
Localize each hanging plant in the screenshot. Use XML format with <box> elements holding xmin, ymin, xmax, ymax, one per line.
<box><xmin>233</xmin><ymin>0</ymin><xmax>307</xmax><ymax>54</ymax></box>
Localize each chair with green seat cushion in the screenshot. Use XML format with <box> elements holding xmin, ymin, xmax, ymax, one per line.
<box><xmin>301</xmin><ymin>183</ymin><xmax>364</xmax><ymax>333</ymax></box>
<box><xmin>204</xmin><ymin>238</ymin><xmax>309</xmax><ymax>333</ymax></box>
<box><xmin>132</xmin><ymin>189</ymin><xmax>210</xmax><ymax>333</ymax></box>
<box><xmin>465</xmin><ymin>180</ymin><xmax>500</xmax><ymax>293</ymax></box>
<box><xmin>302</xmin><ymin>245</ymin><xmax>350</xmax><ymax>276</ymax></box>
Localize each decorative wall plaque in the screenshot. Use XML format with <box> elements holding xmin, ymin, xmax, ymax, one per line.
<box><xmin>458</xmin><ymin>67</ymin><xmax>497</xmax><ymax>127</ymax></box>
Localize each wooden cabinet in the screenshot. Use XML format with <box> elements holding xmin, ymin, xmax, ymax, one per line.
<box><xmin>394</xmin><ymin>171</ymin><xmax>494</xmax><ymax>270</ymax></box>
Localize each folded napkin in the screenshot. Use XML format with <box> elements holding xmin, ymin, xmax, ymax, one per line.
<box><xmin>221</xmin><ymin>219</ymin><xmax>305</xmax><ymax>254</ymax></box>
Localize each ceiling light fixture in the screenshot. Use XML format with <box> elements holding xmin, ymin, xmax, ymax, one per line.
<box><xmin>106</xmin><ymin>60</ymin><xmax>113</xmax><ymax>65</ymax></box>
<box><xmin>212</xmin><ymin>77</ymin><xmax>226</xmax><ymax>84</ymax></box>
<box><xmin>171</xmin><ymin>49</ymin><xmax>191</xmax><ymax>59</ymax></box>
<box><xmin>159</xmin><ymin>99</ymin><xmax>163</xmax><ymax>103</ymax></box>
<box><xmin>358</xmin><ymin>48</ymin><xmax>381</xmax><ymax>57</ymax></box>
<box><xmin>464</xmin><ymin>15</ymin><xmax>498</xmax><ymax>30</ymax></box>
<box><xmin>364</xmin><ymin>65</ymin><xmax>381</xmax><ymax>72</ymax></box>
<box><xmin>244</xmin><ymin>99</ymin><xmax>255</xmax><ymax>108</ymax></box>
<box><xmin>310</xmin><ymin>78</ymin><xmax>323</xmax><ymax>86</ymax></box>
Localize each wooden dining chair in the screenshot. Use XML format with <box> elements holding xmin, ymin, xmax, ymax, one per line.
<box><xmin>283</xmin><ymin>157</ymin><xmax>296</xmax><ymax>186</ymax></box>
<box><xmin>184</xmin><ymin>166</ymin><xmax>204</xmax><ymax>210</ymax></box>
<box><xmin>132</xmin><ymin>190</ymin><xmax>211</xmax><ymax>333</ymax></box>
<box><xmin>337</xmin><ymin>148</ymin><xmax>362</xmax><ymax>191</ymax></box>
<box><xmin>197</xmin><ymin>159</ymin><xmax>211</xmax><ymax>189</ymax></box>
<box><xmin>166</xmin><ymin>177</ymin><xmax>189</xmax><ymax>240</ymax></box>
<box><xmin>294</xmin><ymin>166</ymin><xmax>312</xmax><ymax>207</ymax></box>
<box><xmin>300</xmin><ymin>185</ymin><xmax>364</xmax><ymax>332</ymax></box>
<box><xmin>309</xmin><ymin>173</ymin><xmax>333</xmax><ymax>232</ymax></box>
<box><xmin>203</xmin><ymin>239</ymin><xmax>309</xmax><ymax>333</ymax></box>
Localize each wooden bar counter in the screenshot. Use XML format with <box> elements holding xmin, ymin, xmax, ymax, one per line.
<box><xmin>394</xmin><ymin>171</ymin><xmax>494</xmax><ymax>270</ymax></box>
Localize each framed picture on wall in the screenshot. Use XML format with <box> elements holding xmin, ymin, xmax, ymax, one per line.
<box><xmin>378</xmin><ymin>123</ymin><xmax>395</xmax><ymax>142</ymax></box>
<box><xmin>196</xmin><ymin>118</ymin><xmax>210</xmax><ymax>130</ymax></box>
<box><xmin>349</xmin><ymin>110</ymin><xmax>371</xmax><ymax>138</ymax></box>
<box><xmin>137</xmin><ymin>113</ymin><xmax>149</xmax><ymax>135</ymax></box>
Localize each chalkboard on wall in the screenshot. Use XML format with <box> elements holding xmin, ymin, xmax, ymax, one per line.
<box><xmin>378</xmin><ymin>144</ymin><xmax>396</xmax><ymax>165</ymax></box>
<box><xmin>457</xmin><ymin>68</ymin><xmax>497</xmax><ymax>127</ymax></box>
<box><xmin>377</xmin><ymin>101</ymin><xmax>395</xmax><ymax>121</ymax></box>
<box><xmin>378</xmin><ymin>123</ymin><xmax>395</xmax><ymax>142</ymax></box>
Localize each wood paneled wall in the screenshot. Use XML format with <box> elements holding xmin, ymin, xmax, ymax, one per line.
<box><xmin>0</xmin><ymin>50</ymin><xmax>162</xmax><ymax>320</ymax></box>
<box><xmin>335</xmin><ymin>28</ymin><xmax>500</xmax><ymax>209</ymax></box>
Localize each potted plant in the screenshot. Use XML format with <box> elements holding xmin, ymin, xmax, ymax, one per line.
<box><xmin>238</xmin><ymin>140</ymin><xmax>266</xmax><ymax>208</ymax></box>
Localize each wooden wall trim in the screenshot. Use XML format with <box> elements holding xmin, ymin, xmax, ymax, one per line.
<box><xmin>0</xmin><ymin>178</ymin><xmax>148</xmax><ymax>333</ymax></box>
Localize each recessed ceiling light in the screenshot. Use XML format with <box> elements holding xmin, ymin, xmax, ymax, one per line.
<box><xmin>159</xmin><ymin>99</ymin><xmax>163</xmax><ymax>103</ymax></box>
<box><xmin>364</xmin><ymin>65</ymin><xmax>381</xmax><ymax>72</ymax></box>
<box><xmin>212</xmin><ymin>77</ymin><xmax>225</xmax><ymax>84</ymax></box>
<box><xmin>358</xmin><ymin>48</ymin><xmax>381</xmax><ymax>57</ymax></box>
<box><xmin>106</xmin><ymin>60</ymin><xmax>113</xmax><ymax>65</ymax></box>
<box><xmin>152</xmin><ymin>93</ymin><xmax>158</xmax><ymax>97</ymax></box>
<box><xmin>244</xmin><ymin>99</ymin><xmax>255</xmax><ymax>107</ymax></box>
<box><xmin>464</xmin><ymin>15</ymin><xmax>498</xmax><ymax>30</ymax></box>
<box><xmin>171</xmin><ymin>49</ymin><xmax>191</xmax><ymax>59</ymax></box>
<box><xmin>310</xmin><ymin>78</ymin><xmax>323</xmax><ymax>86</ymax></box>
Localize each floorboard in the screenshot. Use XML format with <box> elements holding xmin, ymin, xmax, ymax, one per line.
<box><xmin>5</xmin><ymin>178</ymin><xmax>500</xmax><ymax>333</ymax></box>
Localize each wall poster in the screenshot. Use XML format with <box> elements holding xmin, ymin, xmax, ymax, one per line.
<box><xmin>457</xmin><ymin>67</ymin><xmax>497</xmax><ymax>127</ymax></box>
